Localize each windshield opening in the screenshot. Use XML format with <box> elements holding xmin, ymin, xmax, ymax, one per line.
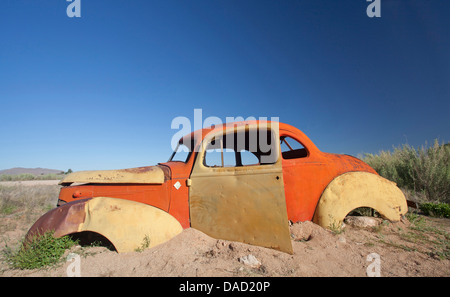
<box><xmin>169</xmin><ymin>138</ymin><xmax>194</xmax><ymax>163</ymax></box>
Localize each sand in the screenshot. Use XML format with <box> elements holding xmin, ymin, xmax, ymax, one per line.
<box><xmin>1</xmin><ymin>217</ymin><xmax>449</xmax><ymax>277</ymax></box>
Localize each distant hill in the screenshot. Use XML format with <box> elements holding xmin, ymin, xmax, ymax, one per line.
<box><xmin>0</xmin><ymin>167</ymin><xmax>64</xmax><ymax>176</ymax></box>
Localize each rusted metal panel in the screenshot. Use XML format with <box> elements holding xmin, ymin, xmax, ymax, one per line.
<box><xmin>26</xmin><ymin>199</ymin><xmax>90</xmax><ymax>240</ymax></box>
<box><xmin>189</xmin><ymin>122</ymin><xmax>293</xmax><ymax>254</ymax></box>
<box><xmin>59</xmin><ymin>166</ymin><xmax>165</xmax><ymax>185</ymax></box>
<box><xmin>160</xmin><ymin>159</ymin><xmax>197</xmax><ymax>229</ymax></box>
<box><xmin>26</xmin><ymin>197</ymin><xmax>183</xmax><ymax>253</ymax></box>
<box><xmin>59</xmin><ymin>182</ymin><xmax>171</xmax><ymax>213</ymax></box>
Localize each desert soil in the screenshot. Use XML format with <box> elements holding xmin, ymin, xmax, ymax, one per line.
<box><xmin>0</xmin><ymin>183</ymin><xmax>448</xmax><ymax>277</ymax></box>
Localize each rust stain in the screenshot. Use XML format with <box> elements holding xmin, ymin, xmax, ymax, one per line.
<box><xmin>120</xmin><ymin>166</ymin><xmax>156</xmax><ymax>174</ymax></box>
<box><xmin>189</xmin><ymin>122</ymin><xmax>293</xmax><ymax>254</ymax></box>
<box><xmin>25</xmin><ymin>198</ymin><xmax>91</xmax><ymax>242</ymax></box>
<box><xmin>72</xmin><ymin>190</ymin><xmax>93</xmax><ymax>198</ymax></box>
<box><xmin>109</xmin><ymin>205</ymin><xmax>121</xmax><ymax>212</ymax></box>
<box><xmin>59</xmin><ymin>166</ymin><xmax>165</xmax><ymax>185</ymax></box>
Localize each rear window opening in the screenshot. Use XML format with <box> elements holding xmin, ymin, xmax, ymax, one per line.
<box><xmin>280</xmin><ymin>136</ymin><xmax>308</xmax><ymax>159</ymax></box>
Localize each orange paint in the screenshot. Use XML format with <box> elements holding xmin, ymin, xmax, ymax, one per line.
<box><xmin>59</xmin><ymin>182</ymin><xmax>170</xmax><ymax>212</ymax></box>
<box><xmin>160</xmin><ymin>156</ymin><xmax>197</xmax><ymax>229</ymax></box>
<box><xmin>279</xmin><ymin>124</ymin><xmax>377</xmax><ymax>223</ymax></box>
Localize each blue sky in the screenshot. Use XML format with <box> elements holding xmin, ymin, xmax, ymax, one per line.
<box><xmin>0</xmin><ymin>0</ymin><xmax>449</xmax><ymax>171</ymax></box>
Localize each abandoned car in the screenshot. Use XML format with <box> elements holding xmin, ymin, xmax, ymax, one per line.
<box><xmin>27</xmin><ymin>121</ymin><xmax>407</xmax><ymax>254</ymax></box>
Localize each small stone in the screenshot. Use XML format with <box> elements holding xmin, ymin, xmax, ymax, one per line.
<box><xmin>239</xmin><ymin>254</ymin><xmax>261</xmax><ymax>268</ymax></box>
<box><xmin>344</xmin><ymin>216</ymin><xmax>381</xmax><ymax>228</ymax></box>
<box><xmin>338</xmin><ymin>236</ymin><xmax>346</xmax><ymax>243</ymax></box>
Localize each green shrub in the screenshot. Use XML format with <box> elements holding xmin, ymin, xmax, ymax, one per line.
<box><xmin>3</xmin><ymin>231</ymin><xmax>78</xmax><ymax>270</ymax></box>
<box><xmin>363</xmin><ymin>140</ymin><xmax>449</xmax><ymax>203</ymax></box>
<box><xmin>419</xmin><ymin>202</ymin><xmax>450</xmax><ymax>218</ymax></box>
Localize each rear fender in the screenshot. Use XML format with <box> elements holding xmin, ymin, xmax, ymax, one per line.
<box><xmin>312</xmin><ymin>172</ymin><xmax>408</xmax><ymax>229</ymax></box>
<box><xmin>26</xmin><ymin>197</ymin><xmax>183</xmax><ymax>253</ymax></box>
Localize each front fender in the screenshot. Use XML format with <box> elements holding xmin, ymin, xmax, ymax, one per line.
<box><xmin>312</xmin><ymin>172</ymin><xmax>408</xmax><ymax>229</ymax></box>
<box><xmin>26</xmin><ymin>197</ymin><xmax>183</xmax><ymax>253</ymax></box>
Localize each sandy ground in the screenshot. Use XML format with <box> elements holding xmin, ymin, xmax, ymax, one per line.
<box><xmin>1</xmin><ymin>213</ymin><xmax>449</xmax><ymax>277</ymax></box>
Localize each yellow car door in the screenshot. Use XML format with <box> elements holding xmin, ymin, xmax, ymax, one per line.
<box><xmin>189</xmin><ymin>122</ymin><xmax>293</xmax><ymax>254</ymax></box>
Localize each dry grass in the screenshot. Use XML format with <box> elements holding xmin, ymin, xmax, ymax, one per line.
<box><xmin>363</xmin><ymin>140</ymin><xmax>449</xmax><ymax>203</ymax></box>
<box><xmin>0</xmin><ymin>173</ymin><xmax>64</xmax><ymax>182</ymax></box>
<box><xmin>0</xmin><ymin>184</ymin><xmax>60</xmax><ymax>233</ymax></box>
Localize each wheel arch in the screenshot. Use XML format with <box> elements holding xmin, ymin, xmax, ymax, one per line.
<box><xmin>26</xmin><ymin>197</ymin><xmax>183</xmax><ymax>253</ymax></box>
<box><xmin>312</xmin><ymin>172</ymin><xmax>408</xmax><ymax>229</ymax></box>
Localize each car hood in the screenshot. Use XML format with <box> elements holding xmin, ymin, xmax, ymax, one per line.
<box><xmin>59</xmin><ymin>166</ymin><xmax>165</xmax><ymax>185</ymax></box>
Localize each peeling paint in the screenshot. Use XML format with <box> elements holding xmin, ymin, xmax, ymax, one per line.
<box><xmin>59</xmin><ymin>166</ymin><xmax>165</xmax><ymax>185</ymax></box>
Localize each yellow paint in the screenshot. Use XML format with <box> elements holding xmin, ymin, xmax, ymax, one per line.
<box><xmin>313</xmin><ymin>172</ymin><xmax>408</xmax><ymax>229</ymax></box>
<box><xmin>59</xmin><ymin>166</ymin><xmax>165</xmax><ymax>185</ymax></box>
<box><xmin>78</xmin><ymin>197</ymin><xmax>182</xmax><ymax>253</ymax></box>
<box><xmin>189</xmin><ymin>122</ymin><xmax>293</xmax><ymax>254</ymax></box>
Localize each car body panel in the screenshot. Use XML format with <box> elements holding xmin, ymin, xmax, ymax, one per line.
<box><xmin>279</xmin><ymin>125</ymin><xmax>378</xmax><ymax>222</ymax></box>
<box><xmin>313</xmin><ymin>171</ymin><xmax>408</xmax><ymax>228</ymax></box>
<box><xmin>189</xmin><ymin>122</ymin><xmax>293</xmax><ymax>254</ymax></box>
<box><xmin>27</xmin><ymin>197</ymin><xmax>183</xmax><ymax>253</ymax></box>
<box><xmin>59</xmin><ymin>181</ymin><xmax>171</xmax><ymax>213</ymax></box>
<box><xmin>59</xmin><ymin>166</ymin><xmax>165</xmax><ymax>185</ymax></box>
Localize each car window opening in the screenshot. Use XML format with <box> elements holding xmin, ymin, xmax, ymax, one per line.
<box><xmin>169</xmin><ymin>138</ymin><xmax>194</xmax><ymax>163</ymax></box>
<box><xmin>204</xmin><ymin>129</ymin><xmax>277</xmax><ymax>168</ymax></box>
<box><xmin>280</xmin><ymin>136</ymin><xmax>308</xmax><ymax>159</ymax></box>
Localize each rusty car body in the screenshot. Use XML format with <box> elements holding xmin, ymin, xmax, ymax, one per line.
<box><xmin>27</xmin><ymin>121</ymin><xmax>407</xmax><ymax>254</ymax></box>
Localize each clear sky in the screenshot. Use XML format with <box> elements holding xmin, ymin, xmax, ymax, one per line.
<box><xmin>0</xmin><ymin>0</ymin><xmax>449</xmax><ymax>172</ymax></box>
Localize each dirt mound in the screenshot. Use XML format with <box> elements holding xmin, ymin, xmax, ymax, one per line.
<box><xmin>290</xmin><ymin>220</ymin><xmax>330</xmax><ymax>242</ymax></box>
